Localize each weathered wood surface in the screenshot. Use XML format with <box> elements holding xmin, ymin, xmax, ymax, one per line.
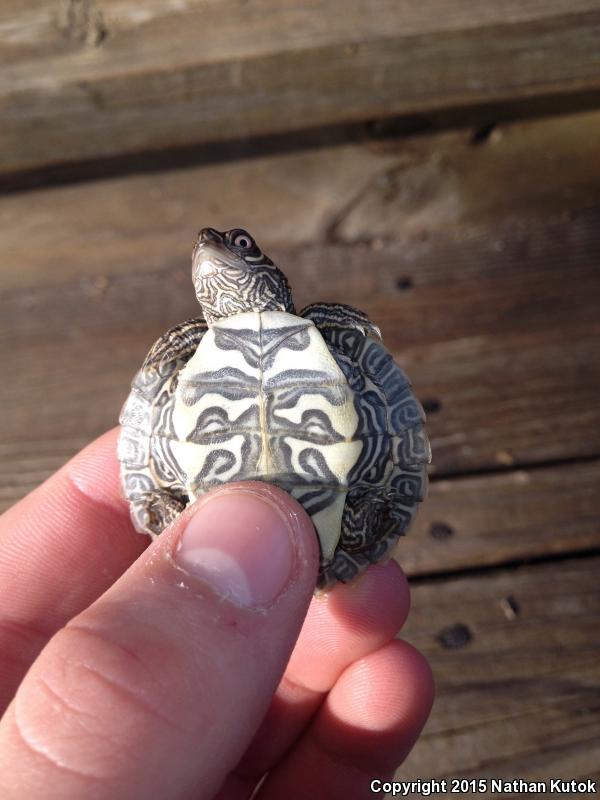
<box><xmin>2</xmin><ymin>1</ymin><xmax>600</xmax><ymax>178</ymax></box>
<box><xmin>2</xmin><ymin>224</ymin><xmax>600</xmax><ymax>582</ymax></box>
<box><xmin>399</xmin><ymin>460</ymin><xmax>600</xmax><ymax>577</ymax></box>
<box><xmin>2</xmin><ymin>217</ymin><xmax>600</xmax><ymax>495</ymax></box>
<box><xmin>2</xmin><ymin>108</ymin><xmax>600</xmax><ymax>290</ymax></box>
<box><xmin>1</xmin><ymin>109</ymin><xmax>600</xmax><ymax>509</ymax></box>
<box><xmin>1</xmin><ymin>15</ymin><xmax>600</xmax><ymax>788</ymax></box>
<box><xmin>398</xmin><ymin>556</ymin><xmax>600</xmax><ymax>790</ymax></box>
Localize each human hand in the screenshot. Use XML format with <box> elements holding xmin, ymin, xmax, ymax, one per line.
<box><xmin>0</xmin><ymin>429</ymin><xmax>434</xmax><ymax>799</ymax></box>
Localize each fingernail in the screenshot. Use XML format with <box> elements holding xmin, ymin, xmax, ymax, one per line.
<box><xmin>174</xmin><ymin>489</ymin><xmax>296</xmax><ymax>607</ymax></box>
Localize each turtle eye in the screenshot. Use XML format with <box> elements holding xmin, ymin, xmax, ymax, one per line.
<box><xmin>234</xmin><ymin>233</ymin><xmax>252</xmax><ymax>249</ymax></box>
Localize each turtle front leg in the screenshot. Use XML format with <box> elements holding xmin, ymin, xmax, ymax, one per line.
<box><xmin>299</xmin><ymin>302</ymin><xmax>382</xmax><ymax>340</ymax></box>
<box><xmin>130</xmin><ymin>489</ymin><xmax>188</xmax><ymax>537</ymax></box>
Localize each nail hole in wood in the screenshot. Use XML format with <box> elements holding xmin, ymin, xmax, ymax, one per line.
<box><xmin>422</xmin><ymin>398</ymin><xmax>442</xmax><ymax>414</ymax></box>
<box><xmin>395</xmin><ymin>276</ymin><xmax>413</xmax><ymax>291</ymax></box>
<box><xmin>437</xmin><ymin>624</ymin><xmax>473</xmax><ymax>649</ymax></box>
<box><xmin>470</xmin><ymin>122</ymin><xmax>497</xmax><ymax>146</ymax></box>
<box><xmin>430</xmin><ymin>522</ymin><xmax>454</xmax><ymax>540</ymax></box>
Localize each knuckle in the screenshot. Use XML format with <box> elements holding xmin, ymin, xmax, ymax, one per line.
<box><xmin>12</xmin><ymin>621</ymin><xmax>185</xmax><ymax>783</ymax></box>
<box><xmin>57</xmin><ymin>621</ymin><xmax>187</xmax><ymax>734</ymax></box>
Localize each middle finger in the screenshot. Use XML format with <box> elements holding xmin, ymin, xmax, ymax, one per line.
<box><xmin>234</xmin><ymin>559</ymin><xmax>411</xmax><ymax>780</ymax></box>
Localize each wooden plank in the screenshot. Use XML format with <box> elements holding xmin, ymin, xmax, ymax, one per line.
<box><xmin>0</xmin><ymin>142</ymin><xmax>400</xmax><ymax>290</ymax></box>
<box><xmin>1</xmin><ymin>108</ymin><xmax>599</xmax><ymax>291</ymax></box>
<box><xmin>2</xmin><ymin>1</ymin><xmax>600</xmax><ymax>176</ymax></box>
<box><xmin>5</xmin><ymin>213</ymin><xmax>600</xmax><ymax>344</ymax></box>
<box><xmin>398</xmin><ymin>556</ymin><xmax>600</xmax><ymax>789</ymax></box>
<box><xmin>1</xmin><ymin>110</ymin><xmax>599</xmax><ymax>540</ymax></box>
<box><xmin>398</xmin><ymin>460</ymin><xmax>600</xmax><ymax>577</ymax></box>
<box><xmin>1</xmin><ymin>215</ymin><xmax>600</xmax><ymax>505</ymax></box>
<box><xmin>406</xmin><ymin>321</ymin><xmax>600</xmax><ymax>474</ymax></box>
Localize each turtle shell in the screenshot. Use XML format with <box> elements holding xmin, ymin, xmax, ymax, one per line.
<box><xmin>119</xmin><ymin>310</ymin><xmax>430</xmax><ymax>588</ymax></box>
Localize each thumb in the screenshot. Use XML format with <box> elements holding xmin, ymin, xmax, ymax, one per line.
<box><xmin>0</xmin><ymin>483</ymin><xmax>319</xmax><ymax>800</ymax></box>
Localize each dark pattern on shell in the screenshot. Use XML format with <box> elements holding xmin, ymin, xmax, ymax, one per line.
<box><xmin>299</xmin><ymin>448</ymin><xmax>338</xmax><ymax>481</ymax></box>
<box><xmin>152</xmin><ymin>431</ymin><xmax>185</xmax><ymax>485</ymax></box>
<box><xmin>329</xmin><ymin>349</ymin><xmax>366</xmax><ymax>393</ymax></box>
<box><xmin>266</xmin><ymin>469</ymin><xmax>341</xmax><ymax>519</ymax></box>
<box><xmin>317</xmin><ymin>326</ymin><xmax>366</xmax><ymax>360</ymax></box>
<box><xmin>392</xmin><ymin>427</ymin><xmax>431</xmax><ymax>466</ymax></box>
<box><xmin>119</xmin><ymin>301</ymin><xmax>430</xmax><ymax>590</ymax></box>
<box><xmin>118</xmin><ymin>319</ymin><xmax>208</xmax><ymax>531</ymax></box>
<box><xmin>130</xmin><ymin>359</ymin><xmax>178</xmax><ymax>400</ymax></box>
<box><xmin>388</xmin><ymin>461</ymin><xmax>427</xmax><ymax>501</ymax></box>
<box><xmin>213</xmin><ymin>324</ymin><xmax>310</xmax><ymax>369</ymax></box>
<box><xmin>316</xmin><ymin>329</ymin><xmax>430</xmax><ymax>589</ymax></box>
<box><xmin>153</xmin><ymin>388</ymin><xmax>180</xmax><ymax>439</ymax></box>
<box><xmin>268</xmin><ymin>384</ymin><xmax>348</xmax><ymax>418</ymax></box>
<box><xmin>186</xmin><ymin>405</ymin><xmax>261</xmax><ymax>442</ymax></box>
<box><xmin>269</xmin><ymin>407</ymin><xmax>345</xmax><ymax>444</ymax></box>
<box><xmin>122</xmin><ymin>471</ymin><xmax>155</xmax><ymax>500</ymax></box>
<box><xmin>347</xmin><ymin>434</ymin><xmax>391</xmax><ymax>486</ymax></box>
<box><xmin>293</xmin><ymin>485</ymin><xmax>339</xmax><ymax>518</ymax></box>
<box><xmin>264</xmin><ymin>369</ymin><xmax>341</xmax><ymax>391</ymax></box>
<box><xmin>192</xmin><ymin>435</ymin><xmax>261</xmax><ymax>490</ymax></box>
<box><xmin>117</xmin><ymin>430</ymin><xmax>149</xmax><ymax>470</ymax></box>
<box><xmin>196</xmin><ymin>449</ymin><xmax>237</xmax><ymax>481</ymax></box>
<box><xmin>181</xmin><ymin>321</ymin><xmax>348</xmax><ymax>500</ymax></box>
<box><xmin>180</xmin><ymin>368</ymin><xmax>259</xmax><ymax>406</ymax></box>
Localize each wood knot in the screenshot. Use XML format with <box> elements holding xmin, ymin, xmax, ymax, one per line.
<box><xmin>437</xmin><ymin>623</ymin><xmax>473</xmax><ymax>649</ymax></box>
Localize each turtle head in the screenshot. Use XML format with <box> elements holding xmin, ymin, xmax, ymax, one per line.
<box><xmin>192</xmin><ymin>227</ymin><xmax>295</xmax><ymax>325</ymax></box>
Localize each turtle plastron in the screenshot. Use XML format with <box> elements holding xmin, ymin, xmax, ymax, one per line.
<box><xmin>118</xmin><ymin>227</ymin><xmax>430</xmax><ymax>589</ymax></box>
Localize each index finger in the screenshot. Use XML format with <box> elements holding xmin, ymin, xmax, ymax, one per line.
<box><xmin>0</xmin><ymin>428</ymin><xmax>147</xmax><ymax>713</ymax></box>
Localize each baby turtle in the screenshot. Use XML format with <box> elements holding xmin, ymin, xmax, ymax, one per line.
<box><xmin>118</xmin><ymin>227</ymin><xmax>430</xmax><ymax>588</ymax></box>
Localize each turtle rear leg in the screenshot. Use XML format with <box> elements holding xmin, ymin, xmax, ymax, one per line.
<box><xmin>130</xmin><ymin>488</ymin><xmax>188</xmax><ymax>537</ymax></box>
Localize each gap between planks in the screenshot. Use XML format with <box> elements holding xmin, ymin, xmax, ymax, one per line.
<box><xmin>397</xmin><ymin>554</ymin><xmax>600</xmax><ymax>785</ymax></box>
<box><xmin>2</xmin><ymin>1</ymin><xmax>600</xmax><ymax>177</ymax></box>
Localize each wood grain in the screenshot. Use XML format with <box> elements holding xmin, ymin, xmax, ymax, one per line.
<box><xmin>1</xmin><ymin>8</ymin><xmax>599</xmax><ymax>786</ymax></box>
<box><xmin>1</xmin><ymin>110</ymin><xmax>599</xmax><ymax>571</ymax></box>
<box><xmin>1</xmin><ymin>213</ymin><xmax>600</xmax><ymax>505</ymax></box>
<box><xmin>2</xmin><ymin>108</ymin><xmax>600</xmax><ymax>291</ymax></box>
<box><xmin>399</xmin><ymin>460</ymin><xmax>600</xmax><ymax>577</ymax></box>
<box><xmin>2</xmin><ymin>1</ymin><xmax>600</xmax><ymax>176</ymax></box>
<box><xmin>398</xmin><ymin>556</ymin><xmax>600</xmax><ymax>789</ymax></box>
